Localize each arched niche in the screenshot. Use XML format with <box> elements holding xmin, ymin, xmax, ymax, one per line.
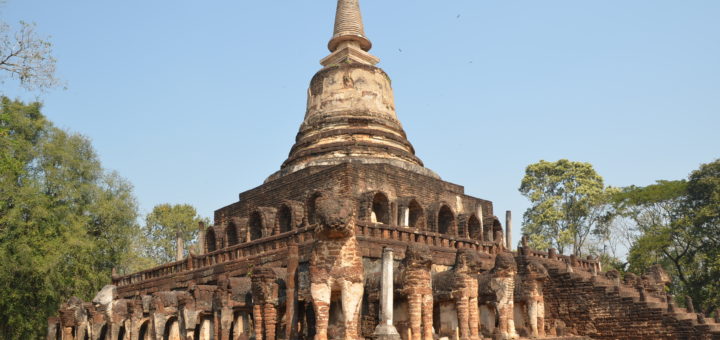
<box><xmin>437</xmin><ymin>205</ymin><xmax>455</xmax><ymax>235</ymax></box>
<box><xmin>226</xmin><ymin>221</ymin><xmax>239</xmax><ymax>247</ymax></box>
<box><xmin>371</xmin><ymin>192</ymin><xmax>390</xmax><ymax>224</ymax></box>
<box><xmin>194</xmin><ymin>317</ymin><xmax>213</xmax><ymax>340</ymax></box>
<box><xmin>138</xmin><ymin>321</ymin><xmax>151</xmax><ymax>340</ymax></box>
<box><xmin>492</xmin><ymin>217</ymin><xmax>504</xmax><ymax>243</ymax></box>
<box><xmin>205</xmin><ymin>227</ymin><xmax>217</xmax><ymax>253</ymax></box>
<box><xmin>164</xmin><ymin>317</ymin><xmax>180</xmax><ymax>340</ymax></box>
<box><xmin>278</xmin><ymin>204</ymin><xmax>293</xmax><ymax>234</ymax></box>
<box><xmin>249</xmin><ymin>211</ymin><xmax>264</xmax><ymax>241</ymax></box>
<box><xmin>232</xmin><ymin>311</ymin><xmax>253</xmax><ymax>339</ymax></box>
<box><xmin>97</xmin><ymin>324</ymin><xmax>107</xmax><ymax>340</ymax></box>
<box><xmin>468</xmin><ymin>214</ymin><xmax>482</xmax><ymax>241</ymax></box>
<box><xmin>483</xmin><ymin>216</ymin><xmax>493</xmax><ymax>242</ymax></box>
<box><xmin>408</xmin><ymin>199</ymin><xmax>425</xmax><ymax>230</ymax></box>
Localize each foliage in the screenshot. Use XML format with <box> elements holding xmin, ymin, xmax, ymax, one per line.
<box><xmin>618</xmin><ymin>160</ymin><xmax>720</xmax><ymax>314</ymax></box>
<box><xmin>681</xmin><ymin>160</ymin><xmax>720</xmax><ymax>313</ymax></box>
<box><xmin>519</xmin><ymin>159</ymin><xmax>617</xmax><ymax>256</ymax></box>
<box><xmin>0</xmin><ymin>97</ymin><xmax>139</xmax><ymax>339</ymax></box>
<box><xmin>139</xmin><ymin>203</ymin><xmax>205</xmax><ymax>267</ymax></box>
<box><xmin>611</xmin><ymin>180</ymin><xmax>687</xmax><ymax>274</ymax></box>
<box><xmin>0</xmin><ymin>21</ymin><xmax>60</xmax><ymax>91</ymax></box>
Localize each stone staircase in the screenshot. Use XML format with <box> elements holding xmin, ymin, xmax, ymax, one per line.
<box><xmin>536</xmin><ymin>256</ymin><xmax>720</xmax><ymax>340</ymax></box>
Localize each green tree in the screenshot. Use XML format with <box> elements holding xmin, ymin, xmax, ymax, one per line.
<box><xmin>519</xmin><ymin>159</ymin><xmax>617</xmax><ymax>256</ymax></box>
<box><xmin>0</xmin><ymin>97</ymin><xmax>139</xmax><ymax>339</ymax></box>
<box><xmin>682</xmin><ymin>159</ymin><xmax>720</xmax><ymax>313</ymax></box>
<box><xmin>612</xmin><ymin>180</ymin><xmax>687</xmax><ymax>274</ymax></box>
<box><xmin>619</xmin><ymin>160</ymin><xmax>720</xmax><ymax>314</ymax></box>
<box><xmin>140</xmin><ymin>203</ymin><xmax>204</xmax><ymax>267</ymax></box>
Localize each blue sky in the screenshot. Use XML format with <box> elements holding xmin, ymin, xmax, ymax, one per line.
<box><xmin>3</xmin><ymin>1</ymin><xmax>719</xmax><ymax>250</ymax></box>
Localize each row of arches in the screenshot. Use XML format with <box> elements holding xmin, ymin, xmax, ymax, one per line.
<box><xmin>204</xmin><ymin>192</ymin><xmax>502</xmax><ymax>253</ymax></box>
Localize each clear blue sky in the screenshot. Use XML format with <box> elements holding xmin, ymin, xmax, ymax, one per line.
<box><xmin>3</xmin><ymin>1</ymin><xmax>719</xmax><ymax>249</ymax></box>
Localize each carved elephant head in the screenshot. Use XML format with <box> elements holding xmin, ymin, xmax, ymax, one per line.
<box><xmin>314</xmin><ymin>194</ymin><xmax>356</xmax><ymax>238</ymax></box>
<box><xmin>403</xmin><ymin>244</ymin><xmax>433</xmax><ymax>270</ymax></box>
<box><xmin>251</xmin><ymin>267</ymin><xmax>279</xmax><ymax>305</ymax></box>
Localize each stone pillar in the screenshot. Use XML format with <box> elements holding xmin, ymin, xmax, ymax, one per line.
<box><xmin>176</xmin><ymin>230</ymin><xmax>184</xmax><ymax>261</ymax></box>
<box><xmin>505</xmin><ymin>211</ymin><xmax>512</xmax><ymax>250</ymax></box>
<box><xmin>198</xmin><ymin>222</ymin><xmax>206</xmax><ymax>255</ymax></box>
<box><xmin>686</xmin><ymin>295</ymin><xmax>695</xmax><ymax>313</ymax></box>
<box><xmin>402</xmin><ymin>207</ymin><xmax>410</xmax><ymax>227</ymax></box>
<box><xmin>374</xmin><ymin>247</ymin><xmax>401</xmax><ymax>340</ymax></box>
<box><xmin>478</xmin><ymin>206</ymin><xmax>486</xmax><ymax>242</ymax></box>
<box><xmin>284</xmin><ymin>244</ymin><xmax>299</xmax><ymax>339</ymax></box>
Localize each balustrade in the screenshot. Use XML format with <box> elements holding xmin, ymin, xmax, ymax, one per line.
<box><xmin>114</xmin><ymin>221</ymin><xmax>504</xmax><ymax>287</ymax></box>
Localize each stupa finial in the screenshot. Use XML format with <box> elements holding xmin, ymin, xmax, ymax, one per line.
<box><xmin>329</xmin><ymin>0</ymin><xmax>372</xmax><ymax>52</ymax></box>
<box><xmin>321</xmin><ymin>0</ymin><xmax>379</xmax><ymax>66</ymax></box>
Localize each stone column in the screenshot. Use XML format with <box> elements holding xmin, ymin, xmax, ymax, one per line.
<box><xmin>402</xmin><ymin>207</ymin><xmax>410</xmax><ymax>227</ymax></box>
<box><xmin>284</xmin><ymin>244</ymin><xmax>299</xmax><ymax>339</ymax></box>
<box><xmin>478</xmin><ymin>206</ymin><xmax>487</xmax><ymax>242</ymax></box>
<box><xmin>176</xmin><ymin>230</ymin><xmax>184</xmax><ymax>261</ymax></box>
<box><xmin>198</xmin><ymin>222</ymin><xmax>206</xmax><ymax>255</ymax></box>
<box><xmin>374</xmin><ymin>247</ymin><xmax>401</xmax><ymax>340</ymax></box>
<box><xmin>506</xmin><ymin>210</ymin><xmax>512</xmax><ymax>250</ymax></box>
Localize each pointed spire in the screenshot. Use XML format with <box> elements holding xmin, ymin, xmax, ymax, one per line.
<box><xmin>329</xmin><ymin>0</ymin><xmax>372</xmax><ymax>52</ymax></box>
<box><xmin>321</xmin><ymin>0</ymin><xmax>379</xmax><ymax>66</ymax></box>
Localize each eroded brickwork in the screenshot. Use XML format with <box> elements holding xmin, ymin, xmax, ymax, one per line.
<box><xmin>46</xmin><ymin>0</ymin><xmax>720</xmax><ymax>339</ymax></box>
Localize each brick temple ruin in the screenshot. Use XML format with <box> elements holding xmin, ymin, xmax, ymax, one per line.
<box><xmin>49</xmin><ymin>1</ymin><xmax>720</xmax><ymax>339</ymax></box>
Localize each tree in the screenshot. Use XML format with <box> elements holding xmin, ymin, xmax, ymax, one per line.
<box><xmin>0</xmin><ymin>97</ymin><xmax>140</xmax><ymax>339</ymax></box>
<box><xmin>140</xmin><ymin>203</ymin><xmax>205</xmax><ymax>267</ymax></box>
<box><xmin>519</xmin><ymin>159</ymin><xmax>616</xmax><ymax>256</ymax></box>
<box><xmin>681</xmin><ymin>159</ymin><xmax>720</xmax><ymax>313</ymax></box>
<box><xmin>0</xmin><ymin>21</ymin><xmax>60</xmax><ymax>91</ymax></box>
<box><xmin>612</xmin><ymin>180</ymin><xmax>687</xmax><ymax>274</ymax></box>
<box><xmin>619</xmin><ymin>160</ymin><xmax>720</xmax><ymax>314</ymax></box>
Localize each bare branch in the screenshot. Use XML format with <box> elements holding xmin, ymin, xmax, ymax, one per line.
<box><xmin>0</xmin><ymin>21</ymin><xmax>61</xmax><ymax>91</ymax></box>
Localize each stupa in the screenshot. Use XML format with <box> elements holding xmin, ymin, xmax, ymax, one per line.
<box><xmin>48</xmin><ymin>1</ymin><xmax>720</xmax><ymax>340</ymax></box>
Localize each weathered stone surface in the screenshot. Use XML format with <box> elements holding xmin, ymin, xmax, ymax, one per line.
<box><xmin>92</xmin><ymin>285</ymin><xmax>117</xmax><ymax>309</ymax></box>
<box><xmin>309</xmin><ymin>193</ymin><xmax>364</xmax><ymax>340</ymax></box>
<box><xmin>400</xmin><ymin>244</ymin><xmax>434</xmax><ymax>340</ymax></box>
<box><xmin>45</xmin><ymin>1</ymin><xmax>720</xmax><ymax>340</ymax></box>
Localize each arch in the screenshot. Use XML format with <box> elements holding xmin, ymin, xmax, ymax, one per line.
<box><xmin>194</xmin><ymin>317</ymin><xmax>213</xmax><ymax>340</ymax></box>
<box><xmin>483</xmin><ymin>218</ymin><xmax>492</xmax><ymax>242</ymax></box>
<box><xmin>226</xmin><ymin>222</ymin><xmax>239</xmax><ymax>247</ymax></box>
<box><xmin>232</xmin><ymin>311</ymin><xmax>253</xmax><ymax>339</ymax></box>
<box><xmin>164</xmin><ymin>318</ymin><xmax>180</xmax><ymax>340</ymax></box>
<box><xmin>138</xmin><ymin>321</ymin><xmax>151</xmax><ymax>340</ymax></box>
<box><xmin>249</xmin><ymin>211</ymin><xmax>264</xmax><ymax>241</ymax></box>
<box><xmin>278</xmin><ymin>204</ymin><xmax>293</xmax><ymax>233</ymax></box>
<box><xmin>307</xmin><ymin>191</ymin><xmax>324</xmax><ymax>225</ymax></box>
<box><xmin>492</xmin><ymin>218</ymin><xmax>504</xmax><ymax>243</ymax></box>
<box><xmin>437</xmin><ymin>205</ymin><xmax>455</xmax><ymax>235</ymax></box>
<box><xmin>468</xmin><ymin>214</ymin><xmax>482</xmax><ymax>240</ymax></box>
<box><xmin>371</xmin><ymin>192</ymin><xmax>390</xmax><ymax>224</ymax></box>
<box><xmin>117</xmin><ymin>326</ymin><xmax>126</xmax><ymax>340</ymax></box>
<box><xmin>205</xmin><ymin>227</ymin><xmax>217</xmax><ymax>252</ymax></box>
<box><xmin>98</xmin><ymin>324</ymin><xmax>107</xmax><ymax>340</ymax></box>
<box><xmin>408</xmin><ymin>199</ymin><xmax>425</xmax><ymax>230</ymax></box>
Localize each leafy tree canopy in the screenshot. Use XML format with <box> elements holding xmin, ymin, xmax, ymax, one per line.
<box><xmin>139</xmin><ymin>203</ymin><xmax>205</xmax><ymax>267</ymax></box>
<box><xmin>519</xmin><ymin>159</ymin><xmax>617</xmax><ymax>256</ymax></box>
<box><xmin>0</xmin><ymin>97</ymin><xmax>139</xmax><ymax>339</ymax></box>
<box><xmin>612</xmin><ymin>160</ymin><xmax>720</xmax><ymax>314</ymax></box>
